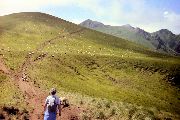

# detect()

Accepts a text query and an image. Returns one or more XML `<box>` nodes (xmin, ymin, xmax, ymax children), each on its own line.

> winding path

<box><xmin>0</xmin><ymin>29</ymin><xmax>84</xmax><ymax>119</ymax></box>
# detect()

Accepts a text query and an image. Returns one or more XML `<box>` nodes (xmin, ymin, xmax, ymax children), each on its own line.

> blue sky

<box><xmin>1</xmin><ymin>0</ymin><xmax>180</xmax><ymax>34</ymax></box>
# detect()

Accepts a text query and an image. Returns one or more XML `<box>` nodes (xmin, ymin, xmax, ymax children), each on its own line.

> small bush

<box><xmin>81</xmin><ymin>113</ymin><xmax>90</xmax><ymax>120</ymax></box>
<box><xmin>128</xmin><ymin>108</ymin><xmax>137</xmax><ymax>119</ymax></box>
<box><xmin>80</xmin><ymin>100</ymin><xmax>83</xmax><ymax>105</ymax></box>
<box><xmin>96</xmin><ymin>103</ymin><xmax>102</xmax><ymax>109</ymax></box>
<box><xmin>131</xmin><ymin>110</ymin><xmax>155</xmax><ymax>120</ymax></box>
<box><xmin>105</xmin><ymin>101</ymin><xmax>111</xmax><ymax>108</ymax></box>
<box><xmin>95</xmin><ymin>111</ymin><xmax>106</xmax><ymax>119</ymax></box>
<box><xmin>110</xmin><ymin>108</ymin><xmax>116</xmax><ymax>116</ymax></box>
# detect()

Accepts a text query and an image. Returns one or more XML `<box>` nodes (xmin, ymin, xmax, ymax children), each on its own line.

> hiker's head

<box><xmin>50</xmin><ymin>88</ymin><xmax>56</xmax><ymax>95</ymax></box>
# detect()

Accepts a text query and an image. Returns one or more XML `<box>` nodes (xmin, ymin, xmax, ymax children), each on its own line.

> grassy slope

<box><xmin>0</xmin><ymin>12</ymin><xmax>180</xmax><ymax>119</ymax></box>
<box><xmin>0</xmin><ymin>73</ymin><xmax>25</xmax><ymax>109</ymax></box>
<box><xmin>84</xmin><ymin>25</ymin><xmax>155</xmax><ymax>49</ymax></box>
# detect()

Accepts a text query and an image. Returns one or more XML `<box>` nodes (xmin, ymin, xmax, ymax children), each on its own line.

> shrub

<box><xmin>81</xmin><ymin>112</ymin><xmax>90</xmax><ymax>120</ymax></box>
<box><xmin>96</xmin><ymin>102</ymin><xmax>102</xmax><ymax>109</ymax></box>
<box><xmin>105</xmin><ymin>101</ymin><xmax>111</xmax><ymax>108</ymax></box>
<box><xmin>97</xmin><ymin>111</ymin><xmax>106</xmax><ymax>119</ymax></box>
<box><xmin>110</xmin><ymin>108</ymin><xmax>116</xmax><ymax>116</ymax></box>
<box><xmin>131</xmin><ymin>110</ymin><xmax>155</xmax><ymax>120</ymax></box>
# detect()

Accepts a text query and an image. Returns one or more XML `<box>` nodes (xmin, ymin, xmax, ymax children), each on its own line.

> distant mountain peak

<box><xmin>121</xmin><ymin>24</ymin><xmax>134</xmax><ymax>29</ymax></box>
<box><xmin>84</xmin><ymin>19</ymin><xmax>93</xmax><ymax>22</ymax></box>
<box><xmin>159</xmin><ymin>29</ymin><xmax>171</xmax><ymax>32</ymax></box>
<box><xmin>158</xmin><ymin>29</ymin><xmax>174</xmax><ymax>35</ymax></box>
<box><xmin>80</xmin><ymin>19</ymin><xmax>105</xmax><ymax>28</ymax></box>
<box><xmin>152</xmin><ymin>29</ymin><xmax>175</xmax><ymax>40</ymax></box>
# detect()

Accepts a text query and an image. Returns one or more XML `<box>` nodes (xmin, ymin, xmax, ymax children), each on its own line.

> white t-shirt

<box><xmin>45</xmin><ymin>95</ymin><xmax>61</xmax><ymax>105</ymax></box>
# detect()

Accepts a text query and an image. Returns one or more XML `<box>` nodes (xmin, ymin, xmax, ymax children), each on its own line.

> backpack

<box><xmin>47</xmin><ymin>96</ymin><xmax>57</xmax><ymax>112</ymax></box>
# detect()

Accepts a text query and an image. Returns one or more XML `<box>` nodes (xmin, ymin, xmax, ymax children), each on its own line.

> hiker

<box><xmin>44</xmin><ymin>88</ymin><xmax>61</xmax><ymax>120</ymax></box>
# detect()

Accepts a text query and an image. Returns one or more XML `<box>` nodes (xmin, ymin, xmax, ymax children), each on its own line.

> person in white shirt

<box><xmin>44</xmin><ymin>88</ymin><xmax>61</xmax><ymax>120</ymax></box>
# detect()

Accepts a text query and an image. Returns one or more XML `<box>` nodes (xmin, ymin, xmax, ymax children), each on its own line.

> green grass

<box><xmin>28</xmin><ymin>54</ymin><xmax>180</xmax><ymax>114</ymax></box>
<box><xmin>0</xmin><ymin>12</ymin><xmax>180</xmax><ymax>119</ymax></box>
<box><xmin>0</xmin><ymin>73</ymin><xmax>25</xmax><ymax>109</ymax></box>
<box><xmin>56</xmin><ymin>90</ymin><xmax>179</xmax><ymax>119</ymax></box>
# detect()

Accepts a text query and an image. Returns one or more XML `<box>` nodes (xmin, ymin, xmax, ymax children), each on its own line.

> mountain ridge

<box><xmin>80</xmin><ymin>19</ymin><xmax>180</xmax><ymax>55</ymax></box>
<box><xmin>80</xmin><ymin>19</ymin><xmax>179</xmax><ymax>35</ymax></box>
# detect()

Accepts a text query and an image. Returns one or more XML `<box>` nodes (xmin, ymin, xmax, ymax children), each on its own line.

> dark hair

<box><xmin>50</xmin><ymin>88</ymin><xmax>56</xmax><ymax>95</ymax></box>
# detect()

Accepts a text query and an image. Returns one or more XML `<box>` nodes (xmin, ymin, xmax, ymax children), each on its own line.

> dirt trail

<box><xmin>0</xmin><ymin>56</ymin><xmax>11</xmax><ymax>75</ymax></box>
<box><xmin>0</xmin><ymin>53</ymin><xmax>47</xmax><ymax>119</ymax></box>
<box><xmin>0</xmin><ymin>29</ymin><xmax>84</xmax><ymax>120</ymax></box>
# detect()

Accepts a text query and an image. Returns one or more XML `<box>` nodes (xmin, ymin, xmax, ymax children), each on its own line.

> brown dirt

<box><xmin>0</xmin><ymin>106</ymin><xmax>29</xmax><ymax>120</ymax></box>
<box><xmin>0</xmin><ymin>29</ymin><xmax>84</xmax><ymax>120</ymax></box>
<box><xmin>0</xmin><ymin>56</ymin><xmax>11</xmax><ymax>75</ymax></box>
<box><xmin>0</xmin><ymin>55</ymin><xmax>47</xmax><ymax>119</ymax></box>
<box><xmin>60</xmin><ymin>106</ymin><xmax>82</xmax><ymax>120</ymax></box>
